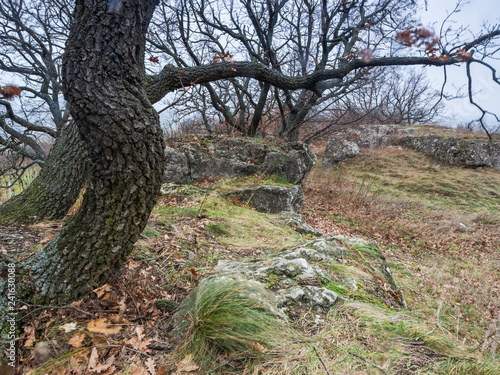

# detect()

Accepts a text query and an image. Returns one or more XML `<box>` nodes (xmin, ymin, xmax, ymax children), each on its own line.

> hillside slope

<box><xmin>10</xmin><ymin>148</ymin><xmax>499</xmax><ymax>374</ymax></box>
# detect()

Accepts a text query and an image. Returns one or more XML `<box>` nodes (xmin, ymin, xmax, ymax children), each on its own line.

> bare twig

<box><xmin>18</xmin><ymin>300</ymin><xmax>96</xmax><ymax>318</ymax></box>
<box><xmin>425</xmin><ymin>300</ymin><xmax>450</xmax><ymax>337</ymax></box>
<box><xmin>349</xmin><ymin>351</ymin><xmax>389</xmax><ymax>375</ymax></box>
<box><xmin>313</xmin><ymin>345</ymin><xmax>332</xmax><ymax>375</ymax></box>
<box><xmin>106</xmin><ymin>344</ymin><xmax>156</xmax><ymax>360</ymax></box>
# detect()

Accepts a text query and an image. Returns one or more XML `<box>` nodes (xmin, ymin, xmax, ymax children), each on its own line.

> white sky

<box><xmin>418</xmin><ymin>0</ymin><xmax>500</xmax><ymax>129</ymax></box>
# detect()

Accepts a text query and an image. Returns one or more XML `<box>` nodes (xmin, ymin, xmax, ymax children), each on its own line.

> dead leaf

<box><xmin>110</xmin><ymin>315</ymin><xmax>129</xmax><ymax>325</ymax></box>
<box><xmin>175</xmin><ymin>354</ymin><xmax>200</xmax><ymax>373</ymax></box>
<box><xmin>87</xmin><ymin>347</ymin><xmax>99</xmax><ymax>370</ymax></box>
<box><xmin>145</xmin><ymin>358</ymin><xmax>156</xmax><ymax>375</ymax></box>
<box><xmin>128</xmin><ymin>365</ymin><xmax>149</xmax><ymax>375</ymax></box>
<box><xmin>118</xmin><ymin>293</ymin><xmax>127</xmax><ymax>314</ymax></box>
<box><xmin>68</xmin><ymin>333</ymin><xmax>86</xmax><ymax>348</ymax></box>
<box><xmin>172</xmin><ymin>252</ymin><xmax>185</xmax><ymax>263</ymax></box>
<box><xmin>126</xmin><ymin>335</ymin><xmax>151</xmax><ymax>352</ymax></box>
<box><xmin>91</xmin><ymin>363</ymin><xmax>114</xmax><ymax>374</ymax></box>
<box><xmin>91</xmin><ymin>356</ymin><xmax>116</xmax><ymax>375</ymax></box>
<box><xmin>126</xmin><ymin>260</ymin><xmax>142</xmax><ymax>269</ymax></box>
<box><xmin>136</xmin><ymin>325</ymin><xmax>145</xmax><ymax>341</ymax></box>
<box><xmin>87</xmin><ymin>318</ymin><xmax>122</xmax><ymax>335</ymax></box>
<box><xmin>93</xmin><ymin>283</ymin><xmax>113</xmax><ymax>299</ymax></box>
<box><xmin>189</xmin><ymin>268</ymin><xmax>198</xmax><ymax>278</ymax></box>
<box><xmin>24</xmin><ymin>325</ymin><xmax>36</xmax><ymax>347</ymax></box>
<box><xmin>251</xmin><ymin>342</ymin><xmax>268</xmax><ymax>353</ymax></box>
<box><xmin>60</xmin><ymin>322</ymin><xmax>78</xmax><ymax>333</ymax></box>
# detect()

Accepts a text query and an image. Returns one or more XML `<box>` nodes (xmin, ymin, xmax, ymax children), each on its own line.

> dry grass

<box><xmin>302</xmin><ymin>148</ymin><xmax>500</xmax><ymax>359</ymax></box>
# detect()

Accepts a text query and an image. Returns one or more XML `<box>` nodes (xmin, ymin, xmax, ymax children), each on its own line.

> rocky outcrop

<box><xmin>324</xmin><ymin>125</ymin><xmax>500</xmax><ymax>170</ymax></box>
<box><xmin>172</xmin><ymin>235</ymin><xmax>406</xmax><ymax>337</ymax></box>
<box><xmin>400</xmin><ymin>135</ymin><xmax>500</xmax><ymax>169</ymax></box>
<box><xmin>330</xmin><ymin>125</ymin><xmax>392</xmax><ymax>149</ymax></box>
<box><xmin>224</xmin><ymin>185</ymin><xmax>304</xmax><ymax>214</ymax></box>
<box><xmin>164</xmin><ymin>136</ymin><xmax>316</xmax><ymax>184</ymax></box>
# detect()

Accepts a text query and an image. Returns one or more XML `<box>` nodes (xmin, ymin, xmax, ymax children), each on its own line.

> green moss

<box><xmin>321</xmin><ymin>279</ymin><xmax>350</xmax><ymax>297</ymax></box>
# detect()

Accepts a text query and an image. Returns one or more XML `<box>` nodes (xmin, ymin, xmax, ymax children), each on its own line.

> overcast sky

<box><xmin>418</xmin><ymin>0</ymin><xmax>500</xmax><ymax>130</ymax></box>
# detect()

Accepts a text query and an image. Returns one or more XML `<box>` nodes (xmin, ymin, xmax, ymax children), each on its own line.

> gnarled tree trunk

<box><xmin>29</xmin><ymin>0</ymin><xmax>164</xmax><ymax>304</ymax></box>
<box><xmin>0</xmin><ymin>123</ymin><xmax>89</xmax><ymax>224</ymax></box>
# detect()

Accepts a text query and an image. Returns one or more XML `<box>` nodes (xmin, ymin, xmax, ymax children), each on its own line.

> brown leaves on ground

<box><xmin>16</xmin><ymin>243</ymin><xmax>176</xmax><ymax>374</ymax></box>
<box><xmin>126</xmin><ymin>326</ymin><xmax>152</xmax><ymax>352</ymax></box>
<box><xmin>39</xmin><ymin>232</ymin><xmax>56</xmax><ymax>244</ymax></box>
<box><xmin>23</xmin><ymin>325</ymin><xmax>36</xmax><ymax>347</ymax></box>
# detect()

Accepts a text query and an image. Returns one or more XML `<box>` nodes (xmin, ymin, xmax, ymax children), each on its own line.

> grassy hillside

<box><xmin>303</xmin><ymin>148</ymin><xmax>500</xmax><ymax>372</ymax></box>
<box><xmin>9</xmin><ymin>147</ymin><xmax>500</xmax><ymax>374</ymax></box>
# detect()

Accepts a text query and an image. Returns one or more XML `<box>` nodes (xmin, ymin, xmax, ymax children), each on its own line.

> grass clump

<box><xmin>178</xmin><ymin>279</ymin><xmax>291</xmax><ymax>370</ymax></box>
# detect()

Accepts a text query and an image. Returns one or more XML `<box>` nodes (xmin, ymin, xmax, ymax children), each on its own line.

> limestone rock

<box><xmin>224</xmin><ymin>185</ymin><xmax>304</xmax><ymax>213</ymax></box>
<box><xmin>277</xmin><ymin>286</ymin><xmax>343</xmax><ymax>310</ymax></box>
<box><xmin>174</xmin><ymin>235</ymin><xmax>407</xmax><ymax>328</ymax></box>
<box><xmin>400</xmin><ymin>135</ymin><xmax>500</xmax><ymax>170</ymax></box>
<box><xmin>164</xmin><ymin>146</ymin><xmax>190</xmax><ymax>184</ymax></box>
<box><xmin>163</xmin><ymin>136</ymin><xmax>316</xmax><ymax>184</ymax></box>
<box><xmin>323</xmin><ymin>139</ymin><xmax>360</xmax><ymax>167</ymax></box>
<box><xmin>262</xmin><ymin>142</ymin><xmax>317</xmax><ymax>184</ymax></box>
<box><xmin>215</xmin><ymin>257</ymin><xmax>321</xmax><ymax>285</ymax></box>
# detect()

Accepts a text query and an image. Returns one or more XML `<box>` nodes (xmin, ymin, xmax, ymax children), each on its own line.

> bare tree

<box><xmin>347</xmin><ymin>67</ymin><xmax>443</xmax><ymax>125</ymax></box>
<box><xmin>0</xmin><ymin>0</ymin><xmax>94</xmax><ymax>224</ymax></box>
<box><xmin>0</xmin><ymin>0</ymin><xmax>72</xmax><ymax>168</ymax></box>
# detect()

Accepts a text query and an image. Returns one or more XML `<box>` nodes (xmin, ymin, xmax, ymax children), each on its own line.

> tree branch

<box><xmin>146</xmin><ymin>56</ymin><xmax>472</xmax><ymax>104</ymax></box>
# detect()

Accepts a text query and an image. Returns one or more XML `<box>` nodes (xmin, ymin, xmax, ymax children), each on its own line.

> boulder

<box><xmin>164</xmin><ymin>136</ymin><xmax>316</xmax><ymax>184</ymax></box>
<box><xmin>262</xmin><ymin>142</ymin><xmax>317</xmax><ymax>184</ymax></box>
<box><xmin>224</xmin><ymin>185</ymin><xmax>304</xmax><ymax>214</ymax></box>
<box><xmin>276</xmin><ymin>286</ymin><xmax>341</xmax><ymax>310</ymax></box>
<box><xmin>323</xmin><ymin>139</ymin><xmax>360</xmax><ymax>167</ymax></box>
<box><xmin>163</xmin><ymin>146</ymin><xmax>190</xmax><ymax>184</ymax></box>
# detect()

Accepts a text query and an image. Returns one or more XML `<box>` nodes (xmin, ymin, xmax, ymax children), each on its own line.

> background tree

<box><xmin>0</xmin><ymin>0</ymin><xmax>72</xmax><ymax>173</ymax></box>
<box><xmin>298</xmin><ymin>67</ymin><xmax>443</xmax><ymax>142</ymax></box>
<box><xmin>0</xmin><ymin>0</ymin><xmax>92</xmax><ymax>224</ymax></box>
<box><xmin>152</xmin><ymin>0</ymin><xmax>421</xmax><ymax>139</ymax></box>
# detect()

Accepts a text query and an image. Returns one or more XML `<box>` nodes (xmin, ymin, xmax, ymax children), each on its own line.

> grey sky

<box><xmin>419</xmin><ymin>0</ymin><xmax>500</xmax><ymax>129</ymax></box>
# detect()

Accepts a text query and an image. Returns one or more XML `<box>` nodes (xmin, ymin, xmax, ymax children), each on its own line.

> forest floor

<box><xmin>3</xmin><ymin>147</ymin><xmax>500</xmax><ymax>374</ymax></box>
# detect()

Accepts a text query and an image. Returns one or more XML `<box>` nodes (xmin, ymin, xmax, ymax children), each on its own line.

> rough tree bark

<box><xmin>28</xmin><ymin>0</ymin><xmax>164</xmax><ymax>304</ymax></box>
<box><xmin>0</xmin><ymin>123</ymin><xmax>89</xmax><ymax>224</ymax></box>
